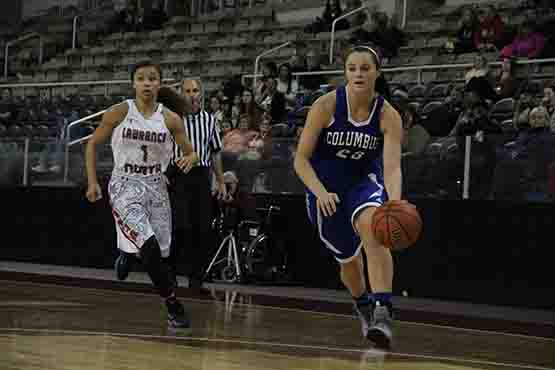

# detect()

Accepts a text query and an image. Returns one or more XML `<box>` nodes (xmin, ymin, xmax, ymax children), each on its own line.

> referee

<box><xmin>170</xmin><ymin>77</ymin><xmax>226</xmax><ymax>292</ymax></box>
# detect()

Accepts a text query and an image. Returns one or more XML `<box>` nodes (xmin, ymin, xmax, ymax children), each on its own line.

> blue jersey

<box><xmin>309</xmin><ymin>85</ymin><xmax>385</xmax><ymax>194</ymax></box>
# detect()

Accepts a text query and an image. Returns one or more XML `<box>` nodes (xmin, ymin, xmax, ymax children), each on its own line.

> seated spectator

<box><xmin>288</xmin><ymin>54</ymin><xmax>307</xmax><ymax>74</ymax></box>
<box><xmin>402</xmin><ymin>105</ymin><xmax>430</xmax><ymax>156</ymax></box>
<box><xmin>542</xmin><ymin>84</ymin><xmax>555</xmax><ymax>118</ymax></box>
<box><xmin>259</xmin><ymin>78</ymin><xmax>287</xmax><ymax>124</ymax></box>
<box><xmin>349</xmin><ymin>11</ymin><xmax>406</xmax><ymax>58</ymax></box>
<box><xmin>465</xmin><ymin>54</ymin><xmax>493</xmax><ymax>85</ymax></box>
<box><xmin>449</xmin><ymin>82</ymin><xmax>502</xmax><ymax>198</ymax></box>
<box><xmin>222</xmin><ymin>114</ymin><xmax>258</xmax><ymax>155</ymax></box>
<box><xmin>513</xmin><ymin>86</ymin><xmax>536</xmax><ymax>130</ymax></box>
<box><xmin>110</xmin><ymin>0</ymin><xmax>141</xmax><ymax>33</ymax></box>
<box><xmin>501</xmin><ymin>21</ymin><xmax>546</xmax><ymax>59</ymax></box>
<box><xmin>255</xmin><ymin>62</ymin><xmax>278</xmax><ymax>104</ymax></box>
<box><xmin>0</xmin><ymin>89</ymin><xmax>15</xmax><ymax>125</ymax></box>
<box><xmin>240</xmin><ymin>88</ymin><xmax>264</xmax><ymax>130</ymax></box>
<box><xmin>420</xmin><ymin>85</ymin><xmax>464</xmax><ymax>137</ymax></box>
<box><xmin>231</xmin><ymin>94</ymin><xmax>241</xmax><ymax>127</ymax></box>
<box><xmin>445</xmin><ymin>8</ymin><xmax>479</xmax><ymax>54</ymax></box>
<box><xmin>493</xmin><ymin>106</ymin><xmax>555</xmax><ymax>200</ymax></box>
<box><xmin>299</xmin><ymin>50</ymin><xmax>325</xmax><ymax>92</ymax></box>
<box><xmin>243</xmin><ymin>119</ymin><xmax>272</xmax><ymax>161</ymax></box>
<box><xmin>467</xmin><ymin>75</ymin><xmax>498</xmax><ymax>103</ymax></box>
<box><xmin>142</xmin><ymin>0</ymin><xmax>168</xmax><ymax>31</ymax></box>
<box><xmin>474</xmin><ymin>5</ymin><xmax>505</xmax><ymax>52</ymax></box>
<box><xmin>304</xmin><ymin>0</ymin><xmax>349</xmax><ymax>34</ymax></box>
<box><xmin>495</xmin><ymin>57</ymin><xmax>519</xmax><ymax>99</ymax></box>
<box><xmin>276</xmin><ymin>63</ymin><xmax>299</xmax><ymax>112</ymax></box>
<box><xmin>208</xmin><ymin>96</ymin><xmax>224</xmax><ymax>128</ymax></box>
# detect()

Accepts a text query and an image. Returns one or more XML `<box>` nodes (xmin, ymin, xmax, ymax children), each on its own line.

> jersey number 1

<box><xmin>140</xmin><ymin>145</ymin><xmax>148</xmax><ymax>162</ymax></box>
<box><xmin>337</xmin><ymin>149</ymin><xmax>365</xmax><ymax>160</ymax></box>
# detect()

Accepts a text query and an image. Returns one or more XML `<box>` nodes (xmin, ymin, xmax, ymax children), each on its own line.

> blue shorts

<box><xmin>306</xmin><ymin>174</ymin><xmax>387</xmax><ymax>263</ymax></box>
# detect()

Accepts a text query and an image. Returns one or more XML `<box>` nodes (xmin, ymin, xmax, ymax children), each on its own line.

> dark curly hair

<box><xmin>157</xmin><ymin>86</ymin><xmax>191</xmax><ymax>117</ymax></box>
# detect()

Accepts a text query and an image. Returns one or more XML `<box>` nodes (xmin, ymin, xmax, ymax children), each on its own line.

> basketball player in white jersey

<box><xmin>85</xmin><ymin>60</ymin><xmax>199</xmax><ymax>328</ymax></box>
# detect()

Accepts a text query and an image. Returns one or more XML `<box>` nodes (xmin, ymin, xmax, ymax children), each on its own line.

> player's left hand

<box><xmin>176</xmin><ymin>152</ymin><xmax>199</xmax><ymax>173</ymax></box>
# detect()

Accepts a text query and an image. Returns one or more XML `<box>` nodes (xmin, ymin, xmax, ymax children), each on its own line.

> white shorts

<box><xmin>108</xmin><ymin>173</ymin><xmax>171</xmax><ymax>257</ymax></box>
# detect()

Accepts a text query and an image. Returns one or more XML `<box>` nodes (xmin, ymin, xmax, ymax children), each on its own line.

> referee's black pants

<box><xmin>169</xmin><ymin>166</ymin><xmax>214</xmax><ymax>285</ymax></box>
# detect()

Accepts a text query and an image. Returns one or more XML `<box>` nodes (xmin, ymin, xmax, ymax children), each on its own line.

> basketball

<box><xmin>371</xmin><ymin>200</ymin><xmax>422</xmax><ymax>250</ymax></box>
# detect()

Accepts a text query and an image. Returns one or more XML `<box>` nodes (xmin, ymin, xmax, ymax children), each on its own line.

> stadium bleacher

<box><xmin>1</xmin><ymin>0</ymin><xmax>555</xmax><ymax>200</ymax></box>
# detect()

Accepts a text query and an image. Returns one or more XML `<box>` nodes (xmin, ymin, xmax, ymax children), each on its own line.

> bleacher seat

<box><xmin>428</xmin><ymin>84</ymin><xmax>450</xmax><ymax>100</ymax></box>
<box><xmin>408</xmin><ymin>85</ymin><xmax>427</xmax><ymax>100</ymax></box>
<box><xmin>421</xmin><ymin>101</ymin><xmax>443</xmax><ymax>118</ymax></box>
<box><xmin>7</xmin><ymin>125</ymin><xmax>23</xmax><ymax>138</ymax></box>
<box><xmin>489</xmin><ymin>98</ymin><xmax>515</xmax><ymax>122</ymax></box>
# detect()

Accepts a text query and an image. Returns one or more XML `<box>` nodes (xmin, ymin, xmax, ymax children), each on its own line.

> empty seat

<box><xmin>408</xmin><ymin>85</ymin><xmax>427</xmax><ymax>99</ymax></box>
<box><xmin>428</xmin><ymin>84</ymin><xmax>450</xmax><ymax>99</ymax></box>
<box><xmin>421</xmin><ymin>101</ymin><xmax>443</xmax><ymax>118</ymax></box>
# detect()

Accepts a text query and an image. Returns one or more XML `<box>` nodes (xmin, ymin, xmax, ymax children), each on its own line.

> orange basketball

<box><xmin>371</xmin><ymin>201</ymin><xmax>422</xmax><ymax>250</ymax></box>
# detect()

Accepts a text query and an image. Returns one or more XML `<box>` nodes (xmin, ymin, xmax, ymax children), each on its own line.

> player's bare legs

<box><xmin>355</xmin><ymin>207</ymin><xmax>393</xmax><ymax>295</ymax></box>
<box><xmin>355</xmin><ymin>206</ymin><xmax>394</xmax><ymax>349</ymax></box>
<box><xmin>340</xmin><ymin>254</ymin><xmax>366</xmax><ymax>297</ymax></box>
<box><xmin>340</xmin><ymin>253</ymin><xmax>375</xmax><ymax>339</ymax></box>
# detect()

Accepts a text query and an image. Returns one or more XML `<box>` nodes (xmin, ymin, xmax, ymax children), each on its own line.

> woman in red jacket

<box><xmin>474</xmin><ymin>5</ymin><xmax>505</xmax><ymax>52</ymax></box>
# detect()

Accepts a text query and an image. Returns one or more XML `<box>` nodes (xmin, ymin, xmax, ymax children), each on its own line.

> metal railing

<box><xmin>253</xmin><ymin>42</ymin><xmax>292</xmax><ymax>88</ymax></box>
<box><xmin>4</xmin><ymin>33</ymin><xmax>43</xmax><ymax>79</ymax></box>
<box><xmin>329</xmin><ymin>5</ymin><xmax>367</xmax><ymax>65</ymax></box>
<box><xmin>243</xmin><ymin>57</ymin><xmax>555</xmax><ymax>86</ymax></box>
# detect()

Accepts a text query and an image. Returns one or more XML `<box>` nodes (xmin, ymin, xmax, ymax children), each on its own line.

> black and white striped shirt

<box><xmin>173</xmin><ymin>110</ymin><xmax>222</xmax><ymax>167</ymax></box>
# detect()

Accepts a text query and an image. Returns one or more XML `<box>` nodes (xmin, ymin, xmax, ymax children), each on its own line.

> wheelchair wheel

<box><xmin>245</xmin><ymin>234</ymin><xmax>288</xmax><ymax>282</ymax></box>
<box><xmin>220</xmin><ymin>264</ymin><xmax>239</xmax><ymax>283</ymax></box>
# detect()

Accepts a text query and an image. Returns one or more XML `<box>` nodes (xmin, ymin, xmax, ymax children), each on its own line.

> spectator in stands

<box><xmin>259</xmin><ymin>78</ymin><xmax>287</xmax><ymax>124</ymax></box>
<box><xmin>243</xmin><ymin>119</ymin><xmax>272</xmax><ymax>161</ymax></box>
<box><xmin>209</xmin><ymin>96</ymin><xmax>224</xmax><ymax>128</ymax></box>
<box><xmin>276</xmin><ymin>63</ymin><xmax>299</xmax><ymax>112</ymax></box>
<box><xmin>542</xmin><ymin>84</ymin><xmax>555</xmax><ymax>118</ymax></box>
<box><xmin>421</xmin><ymin>85</ymin><xmax>464</xmax><ymax>137</ymax></box>
<box><xmin>493</xmin><ymin>106</ymin><xmax>555</xmax><ymax>200</ymax></box>
<box><xmin>222</xmin><ymin>114</ymin><xmax>258</xmax><ymax>155</ymax></box>
<box><xmin>513</xmin><ymin>86</ymin><xmax>536</xmax><ymax>130</ymax></box>
<box><xmin>450</xmin><ymin>80</ymin><xmax>502</xmax><ymax>198</ymax></box>
<box><xmin>402</xmin><ymin>104</ymin><xmax>430</xmax><ymax>156</ymax></box>
<box><xmin>495</xmin><ymin>57</ymin><xmax>519</xmax><ymax>99</ymax></box>
<box><xmin>304</xmin><ymin>0</ymin><xmax>350</xmax><ymax>34</ymax></box>
<box><xmin>447</xmin><ymin>7</ymin><xmax>479</xmax><ymax>54</ymax></box>
<box><xmin>110</xmin><ymin>0</ymin><xmax>141</xmax><ymax>33</ymax></box>
<box><xmin>501</xmin><ymin>21</ymin><xmax>546</xmax><ymax>59</ymax></box>
<box><xmin>465</xmin><ymin>54</ymin><xmax>493</xmax><ymax>85</ymax></box>
<box><xmin>474</xmin><ymin>5</ymin><xmax>505</xmax><ymax>52</ymax></box>
<box><xmin>255</xmin><ymin>62</ymin><xmax>277</xmax><ymax>104</ymax></box>
<box><xmin>231</xmin><ymin>94</ymin><xmax>241</xmax><ymax>127</ymax></box>
<box><xmin>0</xmin><ymin>89</ymin><xmax>15</xmax><ymax>125</ymax></box>
<box><xmin>240</xmin><ymin>88</ymin><xmax>264</xmax><ymax>129</ymax></box>
<box><xmin>299</xmin><ymin>50</ymin><xmax>325</xmax><ymax>92</ymax></box>
<box><xmin>142</xmin><ymin>0</ymin><xmax>168</xmax><ymax>31</ymax></box>
<box><xmin>289</xmin><ymin>54</ymin><xmax>307</xmax><ymax>74</ymax></box>
<box><xmin>349</xmin><ymin>11</ymin><xmax>406</xmax><ymax>58</ymax></box>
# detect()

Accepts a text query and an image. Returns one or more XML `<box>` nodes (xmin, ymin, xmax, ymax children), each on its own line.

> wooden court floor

<box><xmin>1</xmin><ymin>279</ymin><xmax>554</xmax><ymax>370</ymax></box>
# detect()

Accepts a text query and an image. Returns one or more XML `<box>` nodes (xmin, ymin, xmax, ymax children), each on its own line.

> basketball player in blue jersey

<box><xmin>294</xmin><ymin>46</ymin><xmax>403</xmax><ymax>349</ymax></box>
<box><xmin>85</xmin><ymin>60</ymin><xmax>199</xmax><ymax>328</ymax></box>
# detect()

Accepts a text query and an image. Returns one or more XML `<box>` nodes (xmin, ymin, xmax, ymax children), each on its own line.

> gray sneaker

<box><xmin>366</xmin><ymin>304</ymin><xmax>393</xmax><ymax>349</ymax></box>
<box><xmin>354</xmin><ymin>303</ymin><xmax>374</xmax><ymax>338</ymax></box>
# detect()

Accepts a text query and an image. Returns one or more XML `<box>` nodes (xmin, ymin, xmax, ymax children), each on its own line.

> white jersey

<box><xmin>111</xmin><ymin>100</ymin><xmax>173</xmax><ymax>177</ymax></box>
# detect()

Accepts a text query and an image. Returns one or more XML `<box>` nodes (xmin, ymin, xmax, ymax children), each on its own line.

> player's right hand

<box><xmin>86</xmin><ymin>183</ymin><xmax>102</xmax><ymax>203</ymax></box>
<box><xmin>317</xmin><ymin>192</ymin><xmax>340</xmax><ymax>217</ymax></box>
